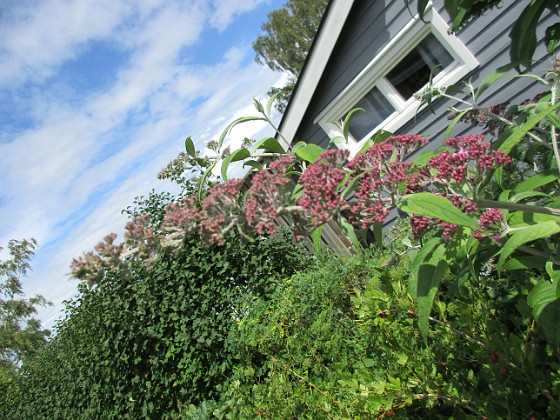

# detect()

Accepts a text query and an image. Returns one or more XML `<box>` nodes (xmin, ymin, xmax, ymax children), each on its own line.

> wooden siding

<box><xmin>294</xmin><ymin>0</ymin><xmax>556</xmax><ymax>150</ymax></box>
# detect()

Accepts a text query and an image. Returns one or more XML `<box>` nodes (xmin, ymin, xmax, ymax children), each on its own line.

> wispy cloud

<box><xmin>0</xmin><ymin>0</ymin><xmax>285</xmax><ymax>328</ymax></box>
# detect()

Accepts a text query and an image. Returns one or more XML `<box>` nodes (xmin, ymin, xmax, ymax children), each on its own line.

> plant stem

<box><xmin>550</xmin><ymin>77</ymin><xmax>560</xmax><ymax>174</ymax></box>
<box><xmin>440</xmin><ymin>93</ymin><xmax>550</xmax><ymax>147</ymax></box>
<box><xmin>477</xmin><ymin>199</ymin><xmax>560</xmax><ymax>217</ymax></box>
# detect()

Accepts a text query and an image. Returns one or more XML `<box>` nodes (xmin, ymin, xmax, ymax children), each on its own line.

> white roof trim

<box><xmin>277</xmin><ymin>0</ymin><xmax>355</xmax><ymax>149</ymax></box>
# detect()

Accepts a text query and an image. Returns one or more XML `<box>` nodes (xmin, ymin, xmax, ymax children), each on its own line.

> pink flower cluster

<box><xmin>245</xmin><ymin>156</ymin><xmax>294</xmax><ymax>235</ymax></box>
<box><xmin>410</xmin><ymin>135</ymin><xmax>510</xmax><ymax>240</ymax></box>
<box><xmin>162</xmin><ymin>196</ymin><xmax>200</xmax><ymax>233</ymax></box>
<box><xmin>70</xmin><ymin>233</ymin><xmax>125</xmax><ymax>285</ymax></box>
<box><xmin>198</xmin><ymin>179</ymin><xmax>244</xmax><ymax>245</ymax></box>
<box><xmin>297</xmin><ymin>150</ymin><xmax>349</xmax><ymax>227</ymax></box>
<box><xmin>69</xmin><ymin>130</ymin><xmax>513</xmax><ymax>285</ymax></box>
<box><xmin>346</xmin><ymin>135</ymin><xmax>428</xmax><ymax>228</ymax></box>
<box><xmin>124</xmin><ymin>215</ymin><xmax>161</xmax><ymax>267</ymax></box>
<box><xmin>428</xmin><ymin>134</ymin><xmax>511</xmax><ymax>184</ymax></box>
<box><xmin>473</xmin><ymin>208</ymin><xmax>504</xmax><ymax>242</ymax></box>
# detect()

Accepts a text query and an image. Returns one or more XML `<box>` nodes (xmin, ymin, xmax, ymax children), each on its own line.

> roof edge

<box><xmin>277</xmin><ymin>0</ymin><xmax>355</xmax><ymax>149</ymax></box>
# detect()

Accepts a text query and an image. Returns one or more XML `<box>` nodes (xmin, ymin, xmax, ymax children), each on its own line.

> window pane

<box><xmin>386</xmin><ymin>34</ymin><xmax>453</xmax><ymax>99</ymax></box>
<box><xmin>348</xmin><ymin>86</ymin><xmax>395</xmax><ymax>139</ymax></box>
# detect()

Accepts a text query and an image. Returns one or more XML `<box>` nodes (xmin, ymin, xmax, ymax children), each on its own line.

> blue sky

<box><xmin>0</xmin><ymin>0</ymin><xmax>288</xmax><ymax>328</ymax></box>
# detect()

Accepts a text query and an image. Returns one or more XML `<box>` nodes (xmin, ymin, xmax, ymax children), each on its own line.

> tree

<box><xmin>253</xmin><ymin>0</ymin><xmax>329</xmax><ymax>112</ymax></box>
<box><xmin>0</xmin><ymin>239</ymin><xmax>51</xmax><ymax>377</ymax></box>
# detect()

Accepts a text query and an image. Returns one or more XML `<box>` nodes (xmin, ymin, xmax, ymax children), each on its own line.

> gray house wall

<box><xmin>294</xmin><ymin>0</ymin><xmax>557</xmax><ymax>150</ymax></box>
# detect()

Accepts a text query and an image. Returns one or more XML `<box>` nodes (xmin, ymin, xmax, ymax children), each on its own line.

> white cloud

<box><xmin>209</xmin><ymin>0</ymin><xmax>270</xmax><ymax>29</ymax></box>
<box><xmin>0</xmin><ymin>0</ymin><xmax>286</xmax><ymax>330</ymax></box>
<box><xmin>0</xmin><ymin>0</ymin><xmax>137</xmax><ymax>88</ymax></box>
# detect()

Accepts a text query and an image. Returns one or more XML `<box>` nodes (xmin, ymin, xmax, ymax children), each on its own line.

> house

<box><xmin>277</xmin><ymin>0</ymin><xmax>556</xmax><ymax>155</ymax></box>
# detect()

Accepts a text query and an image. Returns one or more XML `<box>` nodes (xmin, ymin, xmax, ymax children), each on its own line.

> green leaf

<box><xmin>527</xmin><ymin>277</ymin><xmax>560</xmax><ymax>345</ymax></box>
<box><xmin>494</xmin><ymin>166</ymin><xmax>504</xmax><ymax>189</ymax></box>
<box><xmin>409</xmin><ymin>242</ymin><xmax>449</xmax><ymax>341</ymax></box>
<box><xmin>498</xmin><ymin>102</ymin><xmax>560</xmax><ymax>154</ymax></box>
<box><xmin>546</xmin><ymin>22</ymin><xmax>560</xmax><ymax>54</ymax></box>
<box><xmin>221</xmin><ymin>148</ymin><xmax>251</xmax><ymax>181</ymax></box>
<box><xmin>504</xmin><ymin>255</ymin><xmax>550</xmax><ymax>271</ymax></box>
<box><xmin>507</xmin><ymin>211</ymin><xmax>560</xmax><ymax>228</ymax></box>
<box><xmin>410</xmin><ymin>147</ymin><xmax>444</xmax><ymax>168</ymax></box>
<box><xmin>252</xmin><ymin>98</ymin><xmax>264</xmax><ymax>114</ymax></box>
<box><xmin>291</xmin><ymin>184</ymin><xmax>304</xmax><ymax>201</ymax></box>
<box><xmin>342</xmin><ymin>108</ymin><xmax>364</xmax><ymax>141</ymax></box>
<box><xmin>498</xmin><ymin>221</ymin><xmax>560</xmax><ymax>269</ymax></box>
<box><xmin>185</xmin><ymin>136</ymin><xmax>196</xmax><ymax>157</ymax></box>
<box><xmin>293</xmin><ymin>142</ymin><xmax>325</xmax><ymax>163</ymax></box>
<box><xmin>311</xmin><ymin>226</ymin><xmax>323</xmax><ymax>254</ymax></box>
<box><xmin>362</xmin><ymin>358</ymin><xmax>375</xmax><ymax>368</ymax></box>
<box><xmin>339</xmin><ymin>215</ymin><xmax>362</xmax><ymax>253</ymax></box>
<box><xmin>217</xmin><ymin>116</ymin><xmax>267</xmax><ymax>151</ymax></box>
<box><xmin>266</xmin><ymin>91</ymin><xmax>282</xmax><ymax>117</ymax></box>
<box><xmin>341</xmin><ymin>175</ymin><xmax>361</xmax><ymax>200</ymax></box>
<box><xmin>409</xmin><ymin>237</ymin><xmax>440</xmax><ymax>299</ymax></box>
<box><xmin>444</xmin><ymin>109</ymin><xmax>470</xmax><ymax>140</ymax></box>
<box><xmin>373</xmin><ymin>221</ymin><xmax>383</xmax><ymax>249</ymax></box>
<box><xmin>475</xmin><ymin>63</ymin><xmax>516</xmax><ymax>100</ymax></box>
<box><xmin>198</xmin><ymin>161</ymin><xmax>217</xmax><ymax>202</ymax></box>
<box><xmin>243</xmin><ymin>160</ymin><xmax>263</xmax><ymax>171</ymax></box>
<box><xmin>251</xmin><ymin>137</ymin><xmax>286</xmax><ymax>154</ymax></box>
<box><xmin>329</xmin><ymin>136</ymin><xmax>347</xmax><ymax>147</ymax></box>
<box><xmin>509</xmin><ymin>191</ymin><xmax>550</xmax><ymax>203</ymax></box>
<box><xmin>398</xmin><ymin>193</ymin><xmax>480</xmax><ymax>230</ymax></box>
<box><xmin>546</xmin><ymin>111</ymin><xmax>560</xmax><ymax>129</ymax></box>
<box><xmin>509</xmin><ymin>0</ymin><xmax>547</xmax><ymax>67</ymax></box>
<box><xmin>514</xmin><ymin>172</ymin><xmax>559</xmax><ymax>193</ymax></box>
<box><xmin>506</xmin><ymin>73</ymin><xmax>548</xmax><ymax>86</ymax></box>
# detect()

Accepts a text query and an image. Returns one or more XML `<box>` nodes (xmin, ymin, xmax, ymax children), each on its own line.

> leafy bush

<box><xmin>3</xmin><ymin>230</ymin><xmax>308</xmax><ymax>419</ymax></box>
<box><xmin>205</xmin><ymin>241</ymin><xmax>560</xmax><ymax>418</ymax></box>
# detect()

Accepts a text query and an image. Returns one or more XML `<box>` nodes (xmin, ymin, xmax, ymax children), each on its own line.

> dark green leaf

<box><xmin>293</xmin><ymin>142</ymin><xmax>325</xmax><ymax>163</ymax></box>
<box><xmin>243</xmin><ymin>160</ymin><xmax>264</xmax><ymax>171</ymax></box>
<box><xmin>342</xmin><ymin>108</ymin><xmax>364</xmax><ymax>141</ymax></box>
<box><xmin>498</xmin><ymin>221</ymin><xmax>560</xmax><ymax>269</ymax></box>
<box><xmin>509</xmin><ymin>0</ymin><xmax>547</xmax><ymax>67</ymax></box>
<box><xmin>311</xmin><ymin>226</ymin><xmax>323</xmax><ymax>254</ymax></box>
<box><xmin>475</xmin><ymin>63</ymin><xmax>516</xmax><ymax>100</ymax></box>
<box><xmin>185</xmin><ymin>136</ymin><xmax>196</xmax><ymax>157</ymax></box>
<box><xmin>498</xmin><ymin>102</ymin><xmax>560</xmax><ymax>154</ymax></box>
<box><xmin>399</xmin><ymin>193</ymin><xmax>480</xmax><ymax>230</ymax></box>
<box><xmin>546</xmin><ymin>22</ymin><xmax>560</xmax><ymax>54</ymax></box>
<box><xmin>217</xmin><ymin>116</ymin><xmax>267</xmax><ymax>151</ymax></box>
<box><xmin>528</xmin><ymin>277</ymin><xmax>560</xmax><ymax>345</ymax></box>
<box><xmin>251</xmin><ymin>137</ymin><xmax>286</xmax><ymax>154</ymax></box>
<box><xmin>221</xmin><ymin>148</ymin><xmax>251</xmax><ymax>181</ymax></box>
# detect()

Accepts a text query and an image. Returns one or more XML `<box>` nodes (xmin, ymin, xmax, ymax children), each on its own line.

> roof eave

<box><xmin>277</xmin><ymin>0</ymin><xmax>355</xmax><ymax>150</ymax></box>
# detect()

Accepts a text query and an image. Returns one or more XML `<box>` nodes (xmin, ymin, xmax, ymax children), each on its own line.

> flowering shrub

<box><xmin>70</xmin><ymin>64</ymin><xmax>560</xmax><ymax>356</ymax></box>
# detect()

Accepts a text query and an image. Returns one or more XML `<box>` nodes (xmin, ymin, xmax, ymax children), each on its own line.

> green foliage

<box><xmin>3</xmin><ymin>229</ymin><xmax>308</xmax><ymax>419</ymax></box>
<box><xmin>205</xmin><ymin>243</ymin><xmax>560</xmax><ymax>418</ymax></box>
<box><xmin>0</xmin><ymin>239</ymin><xmax>51</xmax><ymax>404</ymax></box>
<box><xmin>253</xmin><ymin>0</ymin><xmax>328</xmax><ymax>111</ymax></box>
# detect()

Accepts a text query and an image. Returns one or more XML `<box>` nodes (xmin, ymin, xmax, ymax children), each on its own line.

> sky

<box><xmin>0</xmin><ymin>0</ymin><xmax>288</xmax><ymax>329</ymax></box>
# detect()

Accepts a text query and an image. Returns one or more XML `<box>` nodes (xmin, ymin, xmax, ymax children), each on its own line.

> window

<box><xmin>316</xmin><ymin>5</ymin><xmax>478</xmax><ymax>155</ymax></box>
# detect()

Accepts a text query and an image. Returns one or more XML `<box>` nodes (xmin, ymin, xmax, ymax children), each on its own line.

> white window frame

<box><xmin>315</xmin><ymin>4</ymin><xmax>479</xmax><ymax>156</ymax></box>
